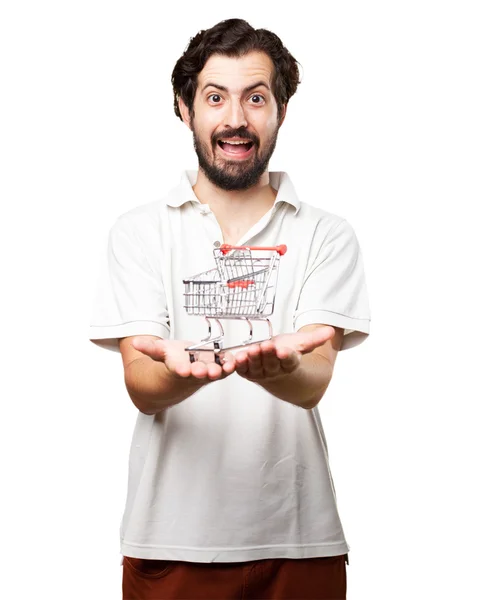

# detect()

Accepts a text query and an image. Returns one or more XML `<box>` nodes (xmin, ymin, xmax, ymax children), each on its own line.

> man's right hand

<box><xmin>131</xmin><ymin>337</ymin><xmax>236</xmax><ymax>382</ymax></box>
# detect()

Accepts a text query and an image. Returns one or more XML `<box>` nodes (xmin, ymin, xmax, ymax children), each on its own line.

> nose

<box><xmin>224</xmin><ymin>98</ymin><xmax>248</xmax><ymax>129</ymax></box>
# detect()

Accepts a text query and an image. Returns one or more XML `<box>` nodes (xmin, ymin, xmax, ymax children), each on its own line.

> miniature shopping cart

<box><xmin>183</xmin><ymin>242</ymin><xmax>287</xmax><ymax>365</ymax></box>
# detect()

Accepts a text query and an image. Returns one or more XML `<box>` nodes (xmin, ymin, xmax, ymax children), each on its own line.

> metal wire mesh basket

<box><xmin>183</xmin><ymin>243</ymin><xmax>287</xmax><ymax>364</ymax></box>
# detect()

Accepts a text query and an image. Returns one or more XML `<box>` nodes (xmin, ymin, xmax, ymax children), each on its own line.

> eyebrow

<box><xmin>201</xmin><ymin>81</ymin><xmax>271</xmax><ymax>94</ymax></box>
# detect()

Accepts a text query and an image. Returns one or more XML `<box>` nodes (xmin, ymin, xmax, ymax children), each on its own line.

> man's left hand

<box><xmin>233</xmin><ymin>326</ymin><xmax>335</xmax><ymax>382</ymax></box>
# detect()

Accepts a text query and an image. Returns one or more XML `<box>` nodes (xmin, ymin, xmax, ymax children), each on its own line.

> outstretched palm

<box><xmin>233</xmin><ymin>326</ymin><xmax>336</xmax><ymax>381</ymax></box>
<box><xmin>130</xmin><ymin>337</ymin><xmax>236</xmax><ymax>382</ymax></box>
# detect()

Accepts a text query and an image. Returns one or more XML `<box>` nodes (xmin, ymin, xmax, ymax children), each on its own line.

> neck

<box><xmin>192</xmin><ymin>168</ymin><xmax>277</xmax><ymax>228</ymax></box>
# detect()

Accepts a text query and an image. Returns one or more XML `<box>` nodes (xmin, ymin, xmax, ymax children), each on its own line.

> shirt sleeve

<box><xmin>88</xmin><ymin>214</ymin><xmax>170</xmax><ymax>353</ymax></box>
<box><xmin>292</xmin><ymin>218</ymin><xmax>371</xmax><ymax>351</ymax></box>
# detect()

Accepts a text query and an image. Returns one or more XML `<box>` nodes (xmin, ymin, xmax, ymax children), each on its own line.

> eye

<box><xmin>250</xmin><ymin>94</ymin><xmax>265</xmax><ymax>104</ymax></box>
<box><xmin>208</xmin><ymin>94</ymin><xmax>222</xmax><ymax>103</ymax></box>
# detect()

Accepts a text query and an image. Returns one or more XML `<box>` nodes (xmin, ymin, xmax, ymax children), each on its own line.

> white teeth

<box><xmin>220</xmin><ymin>140</ymin><xmax>251</xmax><ymax>145</ymax></box>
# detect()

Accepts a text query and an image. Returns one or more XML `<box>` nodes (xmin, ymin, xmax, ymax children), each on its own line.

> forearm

<box><xmin>125</xmin><ymin>357</ymin><xmax>207</xmax><ymax>415</ymax></box>
<box><xmin>255</xmin><ymin>353</ymin><xmax>333</xmax><ymax>409</ymax></box>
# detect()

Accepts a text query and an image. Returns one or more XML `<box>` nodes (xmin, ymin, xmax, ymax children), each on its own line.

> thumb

<box><xmin>131</xmin><ymin>337</ymin><xmax>167</xmax><ymax>362</ymax></box>
<box><xmin>297</xmin><ymin>326</ymin><xmax>335</xmax><ymax>354</ymax></box>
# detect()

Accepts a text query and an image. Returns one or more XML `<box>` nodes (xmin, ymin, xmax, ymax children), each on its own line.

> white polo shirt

<box><xmin>89</xmin><ymin>169</ymin><xmax>371</xmax><ymax>563</ymax></box>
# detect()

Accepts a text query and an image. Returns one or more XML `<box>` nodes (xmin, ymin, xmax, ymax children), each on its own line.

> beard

<box><xmin>191</xmin><ymin>119</ymin><xmax>280</xmax><ymax>191</ymax></box>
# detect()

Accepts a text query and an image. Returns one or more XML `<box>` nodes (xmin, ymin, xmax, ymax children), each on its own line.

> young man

<box><xmin>89</xmin><ymin>18</ymin><xmax>371</xmax><ymax>600</ymax></box>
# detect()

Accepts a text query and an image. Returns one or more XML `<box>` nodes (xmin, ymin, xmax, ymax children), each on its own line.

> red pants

<box><xmin>122</xmin><ymin>553</ymin><xmax>348</xmax><ymax>599</ymax></box>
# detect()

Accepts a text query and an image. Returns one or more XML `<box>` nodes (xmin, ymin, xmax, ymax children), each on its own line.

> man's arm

<box><xmin>234</xmin><ymin>324</ymin><xmax>344</xmax><ymax>410</ymax></box>
<box><xmin>119</xmin><ymin>335</ymin><xmax>235</xmax><ymax>415</ymax></box>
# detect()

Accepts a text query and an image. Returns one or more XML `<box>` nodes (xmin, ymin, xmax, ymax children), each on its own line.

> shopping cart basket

<box><xmin>183</xmin><ymin>242</ymin><xmax>287</xmax><ymax>364</ymax></box>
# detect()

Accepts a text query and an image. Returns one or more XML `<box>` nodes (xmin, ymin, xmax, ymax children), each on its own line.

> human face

<box><xmin>186</xmin><ymin>51</ymin><xmax>285</xmax><ymax>191</ymax></box>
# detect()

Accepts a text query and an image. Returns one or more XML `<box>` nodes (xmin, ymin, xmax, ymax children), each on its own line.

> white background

<box><xmin>1</xmin><ymin>1</ymin><xmax>478</xmax><ymax>598</ymax></box>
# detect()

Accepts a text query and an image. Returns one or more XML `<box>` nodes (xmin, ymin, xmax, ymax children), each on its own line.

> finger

<box><xmin>206</xmin><ymin>362</ymin><xmax>224</xmax><ymax>380</ymax></box>
<box><xmin>215</xmin><ymin>351</ymin><xmax>236</xmax><ymax>376</ymax></box>
<box><xmin>131</xmin><ymin>337</ymin><xmax>166</xmax><ymax>362</ymax></box>
<box><xmin>260</xmin><ymin>341</ymin><xmax>281</xmax><ymax>377</ymax></box>
<box><xmin>174</xmin><ymin>362</ymin><xmax>192</xmax><ymax>378</ymax></box>
<box><xmin>277</xmin><ymin>348</ymin><xmax>301</xmax><ymax>373</ymax></box>
<box><xmin>235</xmin><ymin>350</ymin><xmax>250</xmax><ymax>376</ymax></box>
<box><xmin>190</xmin><ymin>360</ymin><xmax>209</xmax><ymax>379</ymax></box>
<box><xmin>221</xmin><ymin>360</ymin><xmax>236</xmax><ymax>376</ymax></box>
<box><xmin>246</xmin><ymin>345</ymin><xmax>264</xmax><ymax>378</ymax></box>
<box><xmin>297</xmin><ymin>326</ymin><xmax>335</xmax><ymax>354</ymax></box>
<box><xmin>259</xmin><ymin>339</ymin><xmax>276</xmax><ymax>353</ymax></box>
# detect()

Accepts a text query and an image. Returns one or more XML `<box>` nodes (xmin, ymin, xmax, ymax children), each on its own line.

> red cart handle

<box><xmin>219</xmin><ymin>244</ymin><xmax>287</xmax><ymax>255</ymax></box>
<box><xmin>227</xmin><ymin>280</ymin><xmax>255</xmax><ymax>289</ymax></box>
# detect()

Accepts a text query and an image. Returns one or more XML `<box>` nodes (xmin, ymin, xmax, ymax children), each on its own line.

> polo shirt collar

<box><xmin>166</xmin><ymin>169</ymin><xmax>300</xmax><ymax>215</ymax></box>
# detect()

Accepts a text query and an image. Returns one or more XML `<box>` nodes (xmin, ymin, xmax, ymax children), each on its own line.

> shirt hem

<box><xmin>120</xmin><ymin>540</ymin><xmax>351</xmax><ymax>563</ymax></box>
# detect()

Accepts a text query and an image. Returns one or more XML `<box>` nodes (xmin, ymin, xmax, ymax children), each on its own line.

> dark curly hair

<box><xmin>171</xmin><ymin>18</ymin><xmax>302</xmax><ymax>122</ymax></box>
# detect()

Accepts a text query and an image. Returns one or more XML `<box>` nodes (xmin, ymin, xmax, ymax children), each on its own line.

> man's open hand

<box><xmin>233</xmin><ymin>326</ymin><xmax>335</xmax><ymax>382</ymax></box>
<box><xmin>130</xmin><ymin>337</ymin><xmax>236</xmax><ymax>382</ymax></box>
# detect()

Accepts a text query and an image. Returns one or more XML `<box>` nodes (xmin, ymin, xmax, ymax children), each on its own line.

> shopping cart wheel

<box><xmin>213</xmin><ymin>341</ymin><xmax>222</xmax><ymax>366</ymax></box>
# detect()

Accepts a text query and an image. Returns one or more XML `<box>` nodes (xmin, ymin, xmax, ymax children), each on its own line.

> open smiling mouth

<box><xmin>217</xmin><ymin>140</ymin><xmax>255</xmax><ymax>159</ymax></box>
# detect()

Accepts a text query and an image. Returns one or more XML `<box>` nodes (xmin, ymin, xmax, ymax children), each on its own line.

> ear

<box><xmin>278</xmin><ymin>103</ymin><xmax>288</xmax><ymax>127</ymax></box>
<box><xmin>178</xmin><ymin>96</ymin><xmax>193</xmax><ymax>131</ymax></box>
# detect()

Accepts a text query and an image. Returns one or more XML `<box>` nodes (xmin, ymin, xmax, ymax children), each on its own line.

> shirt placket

<box><xmin>197</xmin><ymin>203</ymin><xmax>223</xmax><ymax>247</ymax></box>
<box><xmin>197</xmin><ymin>202</ymin><xmax>279</xmax><ymax>248</ymax></box>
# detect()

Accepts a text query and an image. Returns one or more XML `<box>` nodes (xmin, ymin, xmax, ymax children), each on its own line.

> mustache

<box><xmin>213</xmin><ymin>132</ymin><xmax>257</xmax><ymax>144</ymax></box>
